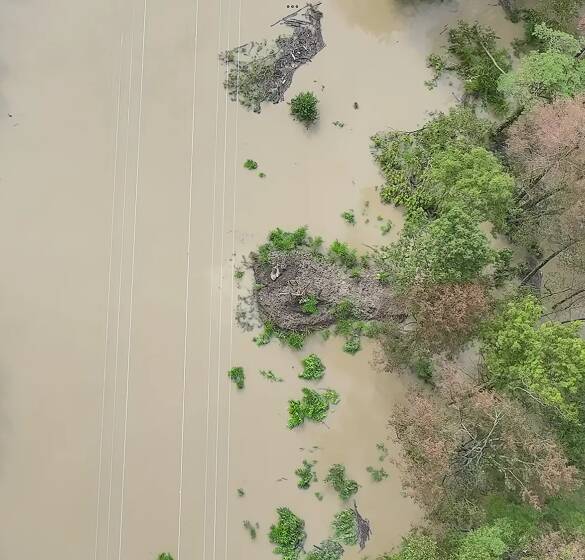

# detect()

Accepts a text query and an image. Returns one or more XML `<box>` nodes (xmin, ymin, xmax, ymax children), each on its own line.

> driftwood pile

<box><xmin>221</xmin><ymin>3</ymin><xmax>325</xmax><ymax>112</ymax></box>
<box><xmin>354</xmin><ymin>502</ymin><xmax>372</xmax><ymax>550</ymax></box>
<box><xmin>252</xmin><ymin>249</ymin><xmax>405</xmax><ymax>332</ymax></box>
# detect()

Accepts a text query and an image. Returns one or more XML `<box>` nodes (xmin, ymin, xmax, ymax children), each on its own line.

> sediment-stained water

<box><xmin>0</xmin><ymin>1</ymin><xmax>518</xmax><ymax>558</ymax></box>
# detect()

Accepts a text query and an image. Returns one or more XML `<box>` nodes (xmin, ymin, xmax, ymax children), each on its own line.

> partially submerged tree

<box><xmin>481</xmin><ymin>296</ymin><xmax>585</xmax><ymax>422</ymax></box>
<box><xmin>290</xmin><ymin>91</ymin><xmax>319</xmax><ymax>126</ymax></box>
<box><xmin>390</xmin><ymin>366</ymin><xmax>579</xmax><ymax>523</ymax></box>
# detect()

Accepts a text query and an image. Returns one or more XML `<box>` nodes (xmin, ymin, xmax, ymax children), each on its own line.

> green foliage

<box><xmin>493</xmin><ymin>248</ymin><xmax>515</xmax><ymax>287</ymax></box>
<box><xmin>380</xmin><ymin>219</ymin><xmax>393</xmax><ymax>235</ymax></box>
<box><xmin>372</xmin><ymin>107</ymin><xmax>491</xmax><ymax>214</ymax></box>
<box><xmin>255</xmin><ymin>321</ymin><xmax>276</xmax><ymax>346</ymax></box>
<box><xmin>254</xmin><ymin>320</ymin><xmax>306</xmax><ymax>350</ymax></box>
<box><xmin>383</xmin><ymin>534</ymin><xmax>439</xmax><ymax>560</ymax></box>
<box><xmin>543</xmin><ymin>489</ymin><xmax>585</xmax><ymax>534</ymax></box>
<box><xmin>455</xmin><ymin>521</ymin><xmax>513</xmax><ymax>560</ymax></box>
<box><xmin>332</xmin><ymin>299</ymin><xmax>356</xmax><ymax>321</ymax></box>
<box><xmin>243</xmin><ymin>520</ymin><xmax>258</xmax><ymax>540</ymax></box>
<box><xmin>428</xmin><ymin>21</ymin><xmax>512</xmax><ymax>113</ymax></box>
<box><xmin>157</xmin><ymin>554</ymin><xmax>175</xmax><ymax>560</ymax></box>
<box><xmin>299</xmin><ymin>354</ymin><xmax>326</xmax><ymax>380</ymax></box>
<box><xmin>227</xmin><ymin>366</ymin><xmax>245</xmax><ymax>389</ymax></box>
<box><xmin>380</xmin><ymin>206</ymin><xmax>494</xmax><ymax>290</ymax></box>
<box><xmin>237</xmin><ymin>487</ymin><xmax>245</xmax><ymax>497</ymax></box>
<box><xmin>376</xmin><ymin>441</ymin><xmax>389</xmax><ymax>461</ymax></box>
<box><xmin>481</xmin><ymin>295</ymin><xmax>585</xmax><ymax>422</ymax></box>
<box><xmin>331</xmin><ymin>509</ymin><xmax>358</xmax><ymax>546</ymax></box>
<box><xmin>342</xmin><ymin>337</ymin><xmax>361</xmax><ymax>355</ymax></box>
<box><xmin>295</xmin><ymin>459</ymin><xmax>317</xmax><ymax>489</ymax></box>
<box><xmin>300</xmin><ymin>294</ymin><xmax>319</xmax><ymax>315</ymax></box>
<box><xmin>328</xmin><ymin>240</ymin><xmax>358</xmax><ymax>269</ymax></box>
<box><xmin>411</xmin><ymin>355</ymin><xmax>433</xmax><ymax>382</ymax></box>
<box><xmin>260</xmin><ymin>369</ymin><xmax>283</xmax><ymax>382</ymax></box>
<box><xmin>325</xmin><ymin>464</ymin><xmax>359</xmax><ymax>501</ymax></box>
<box><xmin>259</xmin><ymin>172</ymin><xmax>266</xmax><ymax>178</ymax></box>
<box><xmin>290</xmin><ymin>91</ymin><xmax>319</xmax><ymax>125</ymax></box>
<box><xmin>366</xmin><ymin>465</ymin><xmax>388</xmax><ymax>482</ymax></box>
<box><xmin>422</xmin><ymin>146</ymin><xmax>515</xmax><ymax>230</ymax></box>
<box><xmin>234</xmin><ymin>268</ymin><xmax>244</xmax><ymax>280</ymax></box>
<box><xmin>268</xmin><ymin>507</ymin><xmax>306</xmax><ymax>560</ymax></box>
<box><xmin>499</xmin><ymin>24</ymin><xmax>585</xmax><ymax>107</ymax></box>
<box><xmin>244</xmin><ymin>159</ymin><xmax>258</xmax><ymax>170</ymax></box>
<box><xmin>315</xmin><ymin>491</ymin><xmax>324</xmax><ymax>501</ymax></box>
<box><xmin>305</xmin><ymin>539</ymin><xmax>344</xmax><ymax>560</ymax></box>
<box><xmin>288</xmin><ymin>388</ymin><xmax>339</xmax><ymax>428</ymax></box>
<box><xmin>341</xmin><ymin>210</ymin><xmax>356</xmax><ymax>225</ymax></box>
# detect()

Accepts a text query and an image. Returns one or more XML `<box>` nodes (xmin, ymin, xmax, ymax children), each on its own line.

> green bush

<box><xmin>328</xmin><ymin>240</ymin><xmax>359</xmax><ymax>269</ymax></box>
<box><xmin>244</xmin><ymin>159</ymin><xmax>258</xmax><ymax>170</ymax></box>
<box><xmin>325</xmin><ymin>464</ymin><xmax>359</xmax><ymax>501</ymax></box>
<box><xmin>300</xmin><ymin>294</ymin><xmax>319</xmax><ymax>315</ymax></box>
<box><xmin>299</xmin><ymin>354</ymin><xmax>326</xmax><ymax>380</ymax></box>
<box><xmin>268</xmin><ymin>507</ymin><xmax>306</xmax><ymax>560</ymax></box>
<box><xmin>305</xmin><ymin>539</ymin><xmax>344</xmax><ymax>560</ymax></box>
<box><xmin>288</xmin><ymin>388</ymin><xmax>339</xmax><ymax>428</ymax></box>
<box><xmin>227</xmin><ymin>366</ymin><xmax>245</xmax><ymax>389</ymax></box>
<box><xmin>295</xmin><ymin>459</ymin><xmax>317</xmax><ymax>489</ymax></box>
<box><xmin>331</xmin><ymin>509</ymin><xmax>358</xmax><ymax>546</ymax></box>
<box><xmin>290</xmin><ymin>91</ymin><xmax>319</xmax><ymax>125</ymax></box>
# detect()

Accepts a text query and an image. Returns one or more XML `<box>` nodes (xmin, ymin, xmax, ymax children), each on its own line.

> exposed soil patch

<box><xmin>252</xmin><ymin>249</ymin><xmax>405</xmax><ymax>331</ymax></box>
<box><xmin>221</xmin><ymin>3</ymin><xmax>325</xmax><ymax>112</ymax></box>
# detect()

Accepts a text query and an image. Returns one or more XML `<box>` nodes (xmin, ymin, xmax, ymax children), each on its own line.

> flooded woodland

<box><xmin>3</xmin><ymin>0</ymin><xmax>584</xmax><ymax>559</ymax></box>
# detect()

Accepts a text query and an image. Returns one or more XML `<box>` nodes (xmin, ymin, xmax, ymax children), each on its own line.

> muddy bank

<box><xmin>252</xmin><ymin>249</ymin><xmax>405</xmax><ymax>331</ymax></box>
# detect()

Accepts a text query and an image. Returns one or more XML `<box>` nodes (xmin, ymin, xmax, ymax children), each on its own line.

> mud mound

<box><xmin>221</xmin><ymin>3</ymin><xmax>325</xmax><ymax>112</ymax></box>
<box><xmin>252</xmin><ymin>250</ymin><xmax>405</xmax><ymax>331</ymax></box>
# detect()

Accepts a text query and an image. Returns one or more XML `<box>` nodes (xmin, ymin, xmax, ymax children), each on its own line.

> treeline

<box><xmin>374</xmin><ymin>2</ymin><xmax>585</xmax><ymax>559</ymax></box>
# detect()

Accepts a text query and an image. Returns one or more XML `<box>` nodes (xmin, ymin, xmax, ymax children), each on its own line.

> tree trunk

<box><xmin>521</xmin><ymin>242</ymin><xmax>577</xmax><ymax>285</ymax></box>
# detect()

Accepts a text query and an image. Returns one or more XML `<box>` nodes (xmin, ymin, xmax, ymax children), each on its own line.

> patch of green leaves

<box><xmin>366</xmin><ymin>466</ymin><xmax>388</xmax><ymax>482</ymax></box>
<box><xmin>228</xmin><ymin>366</ymin><xmax>245</xmax><ymax>389</ymax></box>
<box><xmin>243</xmin><ymin>520</ymin><xmax>259</xmax><ymax>540</ymax></box>
<box><xmin>290</xmin><ymin>91</ymin><xmax>319</xmax><ymax>126</ymax></box>
<box><xmin>260</xmin><ymin>369</ymin><xmax>284</xmax><ymax>382</ymax></box>
<box><xmin>305</xmin><ymin>539</ymin><xmax>344</xmax><ymax>560</ymax></box>
<box><xmin>295</xmin><ymin>459</ymin><xmax>317</xmax><ymax>489</ymax></box>
<box><xmin>268</xmin><ymin>507</ymin><xmax>306</xmax><ymax>560</ymax></box>
<box><xmin>244</xmin><ymin>159</ymin><xmax>258</xmax><ymax>170</ymax></box>
<box><xmin>325</xmin><ymin>464</ymin><xmax>359</xmax><ymax>501</ymax></box>
<box><xmin>288</xmin><ymin>388</ymin><xmax>340</xmax><ymax>429</ymax></box>
<box><xmin>331</xmin><ymin>509</ymin><xmax>358</xmax><ymax>546</ymax></box>
<box><xmin>300</xmin><ymin>294</ymin><xmax>319</xmax><ymax>315</ymax></box>
<box><xmin>341</xmin><ymin>210</ymin><xmax>356</xmax><ymax>225</ymax></box>
<box><xmin>299</xmin><ymin>354</ymin><xmax>326</xmax><ymax>380</ymax></box>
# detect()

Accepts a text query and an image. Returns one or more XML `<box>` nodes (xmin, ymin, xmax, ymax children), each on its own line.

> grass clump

<box><xmin>290</xmin><ymin>91</ymin><xmax>319</xmax><ymax>126</ymax></box>
<box><xmin>325</xmin><ymin>464</ymin><xmax>359</xmax><ymax>501</ymax></box>
<box><xmin>328</xmin><ymin>240</ymin><xmax>358</xmax><ymax>269</ymax></box>
<box><xmin>366</xmin><ymin>466</ymin><xmax>388</xmax><ymax>482</ymax></box>
<box><xmin>343</xmin><ymin>337</ymin><xmax>361</xmax><ymax>355</ymax></box>
<box><xmin>237</xmin><ymin>487</ymin><xmax>245</xmax><ymax>497</ymax></box>
<box><xmin>288</xmin><ymin>388</ymin><xmax>340</xmax><ymax>429</ymax></box>
<box><xmin>295</xmin><ymin>459</ymin><xmax>317</xmax><ymax>489</ymax></box>
<box><xmin>260</xmin><ymin>369</ymin><xmax>283</xmax><ymax>382</ymax></box>
<box><xmin>380</xmin><ymin>219</ymin><xmax>393</xmax><ymax>235</ymax></box>
<box><xmin>331</xmin><ymin>509</ymin><xmax>358</xmax><ymax>546</ymax></box>
<box><xmin>300</xmin><ymin>294</ymin><xmax>319</xmax><ymax>315</ymax></box>
<box><xmin>254</xmin><ymin>321</ymin><xmax>306</xmax><ymax>350</ymax></box>
<box><xmin>227</xmin><ymin>366</ymin><xmax>245</xmax><ymax>389</ymax></box>
<box><xmin>157</xmin><ymin>554</ymin><xmax>174</xmax><ymax>560</ymax></box>
<box><xmin>299</xmin><ymin>354</ymin><xmax>326</xmax><ymax>381</ymax></box>
<box><xmin>258</xmin><ymin>226</ymin><xmax>310</xmax><ymax>264</ymax></box>
<box><xmin>244</xmin><ymin>159</ymin><xmax>258</xmax><ymax>170</ymax></box>
<box><xmin>243</xmin><ymin>520</ymin><xmax>258</xmax><ymax>540</ymax></box>
<box><xmin>341</xmin><ymin>210</ymin><xmax>356</xmax><ymax>225</ymax></box>
<box><xmin>268</xmin><ymin>507</ymin><xmax>306</xmax><ymax>560</ymax></box>
<box><xmin>305</xmin><ymin>539</ymin><xmax>344</xmax><ymax>560</ymax></box>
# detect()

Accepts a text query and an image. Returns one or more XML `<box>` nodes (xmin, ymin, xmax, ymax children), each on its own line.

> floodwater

<box><xmin>0</xmin><ymin>0</ymin><xmax>518</xmax><ymax>559</ymax></box>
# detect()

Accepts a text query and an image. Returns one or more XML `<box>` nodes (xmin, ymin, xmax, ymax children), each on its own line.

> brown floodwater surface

<box><xmin>0</xmin><ymin>0</ymin><xmax>519</xmax><ymax>558</ymax></box>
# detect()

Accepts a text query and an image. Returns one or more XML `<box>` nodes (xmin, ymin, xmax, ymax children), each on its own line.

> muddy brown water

<box><xmin>0</xmin><ymin>0</ymin><xmax>519</xmax><ymax>558</ymax></box>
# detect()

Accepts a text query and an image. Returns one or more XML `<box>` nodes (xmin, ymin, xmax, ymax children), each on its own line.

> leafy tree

<box><xmin>403</xmin><ymin>282</ymin><xmax>490</xmax><ymax>353</ymax></box>
<box><xmin>422</xmin><ymin>146</ymin><xmax>515</xmax><ymax>229</ymax></box>
<box><xmin>456</xmin><ymin>522</ymin><xmax>512</xmax><ymax>560</ymax></box>
<box><xmin>379</xmin><ymin>206</ymin><xmax>494</xmax><ymax>290</ymax></box>
<box><xmin>268</xmin><ymin>507</ymin><xmax>306</xmax><ymax>560</ymax></box>
<box><xmin>325</xmin><ymin>464</ymin><xmax>359</xmax><ymax>501</ymax></box>
<box><xmin>499</xmin><ymin>24</ymin><xmax>585</xmax><ymax>107</ymax></box>
<box><xmin>390</xmin><ymin>365</ymin><xmax>578</xmax><ymax>521</ymax></box>
<box><xmin>481</xmin><ymin>296</ymin><xmax>585</xmax><ymax>422</ymax></box>
<box><xmin>382</xmin><ymin>533</ymin><xmax>439</xmax><ymax>560</ymax></box>
<box><xmin>290</xmin><ymin>91</ymin><xmax>319</xmax><ymax>125</ymax></box>
<box><xmin>372</xmin><ymin>107</ymin><xmax>491</xmax><ymax>212</ymax></box>
<box><xmin>427</xmin><ymin>21</ymin><xmax>512</xmax><ymax>113</ymax></box>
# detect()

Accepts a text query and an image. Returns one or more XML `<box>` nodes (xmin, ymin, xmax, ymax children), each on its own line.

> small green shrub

<box><xmin>325</xmin><ymin>464</ymin><xmax>359</xmax><ymax>501</ymax></box>
<box><xmin>328</xmin><ymin>240</ymin><xmax>358</xmax><ymax>269</ymax></box>
<box><xmin>254</xmin><ymin>321</ymin><xmax>275</xmax><ymax>346</ymax></box>
<box><xmin>380</xmin><ymin>220</ymin><xmax>393</xmax><ymax>235</ymax></box>
<box><xmin>299</xmin><ymin>354</ymin><xmax>326</xmax><ymax>380</ymax></box>
<box><xmin>290</xmin><ymin>91</ymin><xmax>319</xmax><ymax>125</ymax></box>
<box><xmin>332</xmin><ymin>299</ymin><xmax>356</xmax><ymax>321</ymax></box>
<box><xmin>376</xmin><ymin>442</ymin><xmax>389</xmax><ymax>461</ymax></box>
<box><xmin>295</xmin><ymin>460</ymin><xmax>317</xmax><ymax>489</ymax></box>
<box><xmin>243</xmin><ymin>520</ymin><xmax>258</xmax><ymax>540</ymax></box>
<box><xmin>300</xmin><ymin>294</ymin><xmax>319</xmax><ymax>315</ymax></box>
<box><xmin>341</xmin><ymin>210</ymin><xmax>356</xmax><ymax>225</ymax></box>
<box><xmin>244</xmin><ymin>159</ymin><xmax>258</xmax><ymax>170</ymax></box>
<box><xmin>268</xmin><ymin>507</ymin><xmax>306</xmax><ymax>560</ymax></box>
<box><xmin>234</xmin><ymin>268</ymin><xmax>244</xmax><ymax>280</ymax></box>
<box><xmin>228</xmin><ymin>366</ymin><xmax>245</xmax><ymax>389</ymax></box>
<box><xmin>157</xmin><ymin>554</ymin><xmax>174</xmax><ymax>560</ymax></box>
<box><xmin>343</xmin><ymin>337</ymin><xmax>361</xmax><ymax>355</ymax></box>
<box><xmin>260</xmin><ymin>369</ymin><xmax>283</xmax><ymax>382</ymax></box>
<box><xmin>366</xmin><ymin>466</ymin><xmax>388</xmax><ymax>482</ymax></box>
<box><xmin>237</xmin><ymin>487</ymin><xmax>245</xmax><ymax>497</ymax></box>
<box><xmin>278</xmin><ymin>330</ymin><xmax>306</xmax><ymax>350</ymax></box>
<box><xmin>331</xmin><ymin>509</ymin><xmax>358</xmax><ymax>546</ymax></box>
<box><xmin>288</xmin><ymin>388</ymin><xmax>340</xmax><ymax>429</ymax></box>
<box><xmin>411</xmin><ymin>356</ymin><xmax>433</xmax><ymax>383</ymax></box>
<box><xmin>305</xmin><ymin>539</ymin><xmax>344</xmax><ymax>560</ymax></box>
